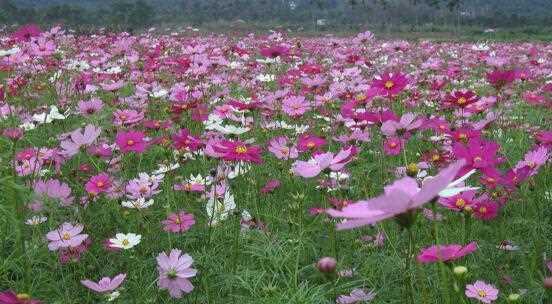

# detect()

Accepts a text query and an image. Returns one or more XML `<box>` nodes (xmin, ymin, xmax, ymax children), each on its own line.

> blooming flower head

<box><xmin>268</xmin><ymin>136</ymin><xmax>298</xmax><ymax>160</ymax></box>
<box><xmin>115</xmin><ymin>130</ymin><xmax>147</xmax><ymax>153</ymax></box>
<box><xmin>172</xmin><ymin>128</ymin><xmax>203</xmax><ymax>151</ymax></box>
<box><xmin>157</xmin><ymin>249</ymin><xmax>197</xmax><ymax>298</ymax></box>
<box><xmin>417</xmin><ymin>242</ymin><xmax>477</xmax><ymax>264</ymax></box>
<box><xmin>85</xmin><ymin>173</ymin><xmax>112</xmax><ymax>196</ymax></box>
<box><xmin>81</xmin><ymin>274</ymin><xmax>126</xmax><ymax>294</ymax></box>
<box><xmin>213</xmin><ymin>140</ymin><xmax>262</xmax><ymax>164</ymax></box>
<box><xmin>336</xmin><ymin>288</ymin><xmax>376</xmax><ymax>304</ymax></box>
<box><xmin>33</xmin><ymin>179</ymin><xmax>74</xmax><ymax>206</ymax></box>
<box><xmin>381</xmin><ymin>112</ymin><xmax>423</xmax><ymax>137</ymax></box>
<box><xmin>372</xmin><ymin>72</ymin><xmax>409</xmax><ymax>97</ymax></box>
<box><xmin>465</xmin><ymin>281</ymin><xmax>499</xmax><ymax>303</ymax></box>
<box><xmin>444</xmin><ymin>90</ymin><xmax>479</xmax><ymax>108</ymax></box>
<box><xmin>383</xmin><ymin>137</ymin><xmax>403</xmax><ymax>156</ymax></box>
<box><xmin>78</xmin><ymin>98</ymin><xmax>104</xmax><ymax>116</ymax></box>
<box><xmin>282</xmin><ymin>95</ymin><xmax>311</xmax><ymax>117</ymax></box>
<box><xmin>109</xmin><ymin>233</ymin><xmax>141</xmax><ymax>250</ymax></box>
<box><xmin>0</xmin><ymin>290</ymin><xmax>42</xmax><ymax>304</ymax></box>
<box><xmin>439</xmin><ymin>190</ymin><xmax>477</xmax><ymax>212</ymax></box>
<box><xmin>162</xmin><ymin>211</ymin><xmax>195</xmax><ymax>233</ymax></box>
<box><xmin>297</xmin><ymin>134</ymin><xmax>326</xmax><ymax>152</ymax></box>
<box><xmin>327</xmin><ymin>160</ymin><xmax>465</xmax><ymax>230</ymax></box>
<box><xmin>46</xmin><ymin>222</ymin><xmax>88</xmax><ymax>251</ymax></box>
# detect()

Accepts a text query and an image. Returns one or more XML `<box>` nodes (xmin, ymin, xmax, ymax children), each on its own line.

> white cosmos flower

<box><xmin>19</xmin><ymin>121</ymin><xmax>36</xmax><ymax>130</ymax></box>
<box><xmin>256</xmin><ymin>74</ymin><xmax>275</xmax><ymax>82</ymax></box>
<box><xmin>186</xmin><ymin>173</ymin><xmax>212</xmax><ymax>186</ymax></box>
<box><xmin>0</xmin><ymin>47</ymin><xmax>20</xmax><ymax>57</ymax></box>
<box><xmin>32</xmin><ymin>106</ymin><xmax>67</xmax><ymax>124</ymax></box>
<box><xmin>152</xmin><ymin>163</ymin><xmax>180</xmax><ymax>175</ymax></box>
<box><xmin>149</xmin><ymin>88</ymin><xmax>168</xmax><ymax>98</ymax></box>
<box><xmin>121</xmin><ymin>198</ymin><xmax>154</xmax><ymax>209</ymax></box>
<box><xmin>109</xmin><ymin>233</ymin><xmax>141</xmax><ymax>249</ymax></box>
<box><xmin>66</xmin><ymin>60</ymin><xmax>90</xmax><ymax>71</ymax></box>
<box><xmin>25</xmin><ymin>215</ymin><xmax>47</xmax><ymax>225</ymax></box>
<box><xmin>206</xmin><ymin>191</ymin><xmax>236</xmax><ymax>226</ymax></box>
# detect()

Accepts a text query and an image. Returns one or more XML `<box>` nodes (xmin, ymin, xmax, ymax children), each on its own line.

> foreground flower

<box><xmin>157</xmin><ymin>249</ymin><xmax>197</xmax><ymax>298</ymax></box>
<box><xmin>46</xmin><ymin>222</ymin><xmax>88</xmax><ymax>251</ymax></box>
<box><xmin>327</xmin><ymin>160</ymin><xmax>465</xmax><ymax>230</ymax></box>
<box><xmin>0</xmin><ymin>290</ymin><xmax>41</xmax><ymax>304</ymax></box>
<box><xmin>465</xmin><ymin>281</ymin><xmax>499</xmax><ymax>303</ymax></box>
<box><xmin>417</xmin><ymin>242</ymin><xmax>477</xmax><ymax>264</ymax></box>
<box><xmin>336</xmin><ymin>288</ymin><xmax>376</xmax><ymax>304</ymax></box>
<box><xmin>115</xmin><ymin>130</ymin><xmax>147</xmax><ymax>153</ymax></box>
<box><xmin>372</xmin><ymin>72</ymin><xmax>409</xmax><ymax>97</ymax></box>
<box><xmin>162</xmin><ymin>211</ymin><xmax>195</xmax><ymax>233</ymax></box>
<box><xmin>81</xmin><ymin>273</ymin><xmax>126</xmax><ymax>293</ymax></box>
<box><xmin>109</xmin><ymin>233</ymin><xmax>141</xmax><ymax>250</ymax></box>
<box><xmin>85</xmin><ymin>173</ymin><xmax>112</xmax><ymax>196</ymax></box>
<box><xmin>213</xmin><ymin>140</ymin><xmax>262</xmax><ymax>163</ymax></box>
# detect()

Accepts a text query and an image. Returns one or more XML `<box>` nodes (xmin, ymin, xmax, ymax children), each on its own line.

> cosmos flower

<box><xmin>212</xmin><ymin>140</ymin><xmax>262</xmax><ymax>163</ymax></box>
<box><xmin>46</xmin><ymin>222</ymin><xmax>88</xmax><ymax>251</ymax></box>
<box><xmin>33</xmin><ymin>179</ymin><xmax>74</xmax><ymax>206</ymax></box>
<box><xmin>85</xmin><ymin>173</ymin><xmax>112</xmax><ymax>195</ymax></box>
<box><xmin>297</xmin><ymin>134</ymin><xmax>326</xmax><ymax>152</ymax></box>
<box><xmin>336</xmin><ymin>289</ymin><xmax>376</xmax><ymax>304</ymax></box>
<box><xmin>465</xmin><ymin>281</ymin><xmax>499</xmax><ymax>303</ymax></box>
<box><xmin>157</xmin><ymin>249</ymin><xmax>197</xmax><ymax>298</ymax></box>
<box><xmin>380</xmin><ymin>112</ymin><xmax>423</xmax><ymax>137</ymax></box>
<box><xmin>372</xmin><ymin>72</ymin><xmax>409</xmax><ymax>97</ymax></box>
<box><xmin>292</xmin><ymin>146</ymin><xmax>357</xmax><ymax>178</ymax></box>
<box><xmin>327</xmin><ymin>160</ymin><xmax>465</xmax><ymax>230</ymax></box>
<box><xmin>417</xmin><ymin>242</ymin><xmax>478</xmax><ymax>264</ymax></box>
<box><xmin>0</xmin><ymin>290</ymin><xmax>42</xmax><ymax>304</ymax></box>
<box><xmin>109</xmin><ymin>233</ymin><xmax>141</xmax><ymax>250</ymax></box>
<box><xmin>115</xmin><ymin>130</ymin><xmax>147</xmax><ymax>153</ymax></box>
<box><xmin>444</xmin><ymin>90</ymin><xmax>479</xmax><ymax>108</ymax></box>
<box><xmin>282</xmin><ymin>95</ymin><xmax>311</xmax><ymax>117</ymax></box>
<box><xmin>162</xmin><ymin>211</ymin><xmax>196</xmax><ymax>233</ymax></box>
<box><xmin>78</xmin><ymin>98</ymin><xmax>104</xmax><ymax>116</ymax></box>
<box><xmin>81</xmin><ymin>274</ymin><xmax>126</xmax><ymax>293</ymax></box>
<box><xmin>268</xmin><ymin>136</ymin><xmax>299</xmax><ymax>160</ymax></box>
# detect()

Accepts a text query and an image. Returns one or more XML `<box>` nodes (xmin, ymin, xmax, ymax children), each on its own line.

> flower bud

<box><xmin>544</xmin><ymin>277</ymin><xmax>552</xmax><ymax>289</ymax></box>
<box><xmin>453</xmin><ymin>266</ymin><xmax>468</xmax><ymax>276</ymax></box>
<box><xmin>316</xmin><ymin>257</ymin><xmax>337</xmax><ymax>273</ymax></box>
<box><xmin>507</xmin><ymin>293</ymin><xmax>520</xmax><ymax>302</ymax></box>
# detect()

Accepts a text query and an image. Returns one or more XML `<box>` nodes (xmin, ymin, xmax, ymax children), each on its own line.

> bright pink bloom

<box><xmin>0</xmin><ymin>290</ymin><xmax>41</xmax><ymax>304</ymax></box>
<box><xmin>514</xmin><ymin>146</ymin><xmax>549</xmax><ymax>176</ymax></box>
<box><xmin>444</xmin><ymin>90</ymin><xmax>479</xmax><ymax>108</ymax></box>
<box><xmin>297</xmin><ymin>134</ymin><xmax>326</xmax><ymax>152</ymax></box>
<box><xmin>472</xmin><ymin>198</ymin><xmax>500</xmax><ymax>220</ymax></box>
<box><xmin>259</xmin><ymin>45</ymin><xmax>290</xmax><ymax>58</ymax></box>
<box><xmin>327</xmin><ymin>160</ymin><xmax>465</xmax><ymax>230</ymax></box>
<box><xmin>162</xmin><ymin>211</ymin><xmax>196</xmax><ymax>233</ymax></box>
<box><xmin>11</xmin><ymin>24</ymin><xmax>41</xmax><ymax>42</ymax></box>
<box><xmin>383</xmin><ymin>137</ymin><xmax>403</xmax><ymax>156</ymax></box>
<box><xmin>212</xmin><ymin>140</ymin><xmax>262</xmax><ymax>163</ymax></box>
<box><xmin>157</xmin><ymin>249</ymin><xmax>197</xmax><ymax>298</ymax></box>
<box><xmin>115</xmin><ymin>130</ymin><xmax>146</xmax><ymax>153</ymax></box>
<box><xmin>465</xmin><ymin>281</ymin><xmax>499</xmax><ymax>303</ymax></box>
<box><xmin>372</xmin><ymin>72</ymin><xmax>409</xmax><ymax>97</ymax></box>
<box><xmin>453</xmin><ymin>138</ymin><xmax>501</xmax><ymax>172</ymax></box>
<box><xmin>417</xmin><ymin>242</ymin><xmax>477</xmax><ymax>263</ymax></box>
<box><xmin>487</xmin><ymin>69</ymin><xmax>516</xmax><ymax>89</ymax></box>
<box><xmin>438</xmin><ymin>190</ymin><xmax>476</xmax><ymax>212</ymax></box>
<box><xmin>46</xmin><ymin>222</ymin><xmax>88</xmax><ymax>251</ymax></box>
<box><xmin>172</xmin><ymin>129</ymin><xmax>202</xmax><ymax>151</ymax></box>
<box><xmin>85</xmin><ymin>173</ymin><xmax>112</xmax><ymax>195</ymax></box>
<box><xmin>81</xmin><ymin>273</ymin><xmax>126</xmax><ymax>293</ymax></box>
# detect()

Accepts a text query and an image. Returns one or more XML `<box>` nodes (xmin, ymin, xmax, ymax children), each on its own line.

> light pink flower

<box><xmin>465</xmin><ymin>281</ymin><xmax>499</xmax><ymax>303</ymax></box>
<box><xmin>81</xmin><ymin>273</ymin><xmax>126</xmax><ymax>293</ymax></box>
<box><xmin>46</xmin><ymin>222</ymin><xmax>88</xmax><ymax>251</ymax></box>
<box><xmin>157</xmin><ymin>249</ymin><xmax>197</xmax><ymax>298</ymax></box>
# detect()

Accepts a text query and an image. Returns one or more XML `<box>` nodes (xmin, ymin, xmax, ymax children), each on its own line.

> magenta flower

<box><xmin>157</xmin><ymin>249</ymin><xmax>197</xmax><ymax>298</ymax></box>
<box><xmin>259</xmin><ymin>45</ymin><xmax>290</xmax><ymax>58</ymax></box>
<box><xmin>465</xmin><ymin>281</ymin><xmax>499</xmax><ymax>303</ymax></box>
<box><xmin>113</xmin><ymin>109</ymin><xmax>144</xmax><ymax>126</ymax></box>
<box><xmin>162</xmin><ymin>211</ymin><xmax>196</xmax><ymax>233</ymax></box>
<box><xmin>417</xmin><ymin>242</ymin><xmax>477</xmax><ymax>264</ymax></box>
<box><xmin>438</xmin><ymin>190</ymin><xmax>477</xmax><ymax>212</ymax></box>
<box><xmin>268</xmin><ymin>136</ymin><xmax>298</xmax><ymax>160</ymax></box>
<box><xmin>85</xmin><ymin>173</ymin><xmax>112</xmax><ymax>195</ymax></box>
<box><xmin>297</xmin><ymin>134</ymin><xmax>326</xmax><ymax>152</ymax></box>
<box><xmin>453</xmin><ymin>138</ymin><xmax>501</xmax><ymax>172</ymax></box>
<box><xmin>0</xmin><ymin>290</ymin><xmax>41</xmax><ymax>304</ymax></box>
<box><xmin>260</xmin><ymin>179</ymin><xmax>281</xmax><ymax>194</ymax></box>
<box><xmin>536</xmin><ymin>131</ymin><xmax>552</xmax><ymax>147</ymax></box>
<box><xmin>46</xmin><ymin>222</ymin><xmax>89</xmax><ymax>251</ymax></box>
<box><xmin>282</xmin><ymin>95</ymin><xmax>311</xmax><ymax>117</ymax></box>
<box><xmin>212</xmin><ymin>140</ymin><xmax>262</xmax><ymax>164</ymax></box>
<box><xmin>115</xmin><ymin>130</ymin><xmax>146</xmax><ymax>153</ymax></box>
<box><xmin>172</xmin><ymin>128</ymin><xmax>203</xmax><ymax>151</ymax></box>
<box><xmin>444</xmin><ymin>90</ymin><xmax>479</xmax><ymax>108</ymax></box>
<box><xmin>327</xmin><ymin>160</ymin><xmax>465</xmax><ymax>230</ymax></box>
<box><xmin>472</xmin><ymin>198</ymin><xmax>500</xmax><ymax>221</ymax></box>
<box><xmin>372</xmin><ymin>72</ymin><xmax>409</xmax><ymax>97</ymax></box>
<box><xmin>81</xmin><ymin>273</ymin><xmax>126</xmax><ymax>293</ymax></box>
<box><xmin>383</xmin><ymin>137</ymin><xmax>403</xmax><ymax>156</ymax></box>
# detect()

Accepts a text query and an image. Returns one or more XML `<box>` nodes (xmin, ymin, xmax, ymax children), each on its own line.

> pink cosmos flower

<box><xmin>113</xmin><ymin>109</ymin><xmax>144</xmax><ymax>126</ymax></box>
<box><xmin>11</xmin><ymin>24</ymin><xmax>41</xmax><ymax>42</ymax></box>
<box><xmin>267</xmin><ymin>136</ymin><xmax>298</xmax><ymax>160</ymax></box>
<box><xmin>0</xmin><ymin>290</ymin><xmax>41</xmax><ymax>304</ymax></box>
<box><xmin>81</xmin><ymin>274</ymin><xmax>126</xmax><ymax>293</ymax></box>
<box><xmin>438</xmin><ymin>190</ymin><xmax>476</xmax><ymax>212</ymax></box>
<box><xmin>444</xmin><ymin>90</ymin><xmax>479</xmax><ymax>108</ymax></box>
<box><xmin>78</xmin><ymin>98</ymin><xmax>104</xmax><ymax>116</ymax></box>
<box><xmin>282</xmin><ymin>95</ymin><xmax>311</xmax><ymax>117</ymax></box>
<box><xmin>372</xmin><ymin>72</ymin><xmax>409</xmax><ymax>97</ymax></box>
<box><xmin>162</xmin><ymin>211</ymin><xmax>196</xmax><ymax>233</ymax></box>
<box><xmin>297</xmin><ymin>134</ymin><xmax>326</xmax><ymax>152</ymax></box>
<box><xmin>30</xmin><ymin>37</ymin><xmax>56</xmax><ymax>57</ymax></box>
<box><xmin>465</xmin><ymin>281</ymin><xmax>499</xmax><ymax>303</ymax></box>
<box><xmin>212</xmin><ymin>140</ymin><xmax>262</xmax><ymax>164</ymax></box>
<box><xmin>383</xmin><ymin>137</ymin><xmax>403</xmax><ymax>156</ymax></box>
<box><xmin>292</xmin><ymin>146</ymin><xmax>357</xmax><ymax>178</ymax></box>
<box><xmin>85</xmin><ymin>173</ymin><xmax>112</xmax><ymax>195</ymax></box>
<box><xmin>327</xmin><ymin>160</ymin><xmax>465</xmax><ymax>230</ymax></box>
<box><xmin>472</xmin><ymin>197</ymin><xmax>500</xmax><ymax>221</ymax></box>
<box><xmin>157</xmin><ymin>249</ymin><xmax>197</xmax><ymax>298</ymax></box>
<box><xmin>453</xmin><ymin>138</ymin><xmax>501</xmax><ymax>172</ymax></box>
<box><xmin>33</xmin><ymin>179</ymin><xmax>74</xmax><ymax>206</ymax></box>
<box><xmin>172</xmin><ymin>129</ymin><xmax>203</xmax><ymax>151</ymax></box>
<box><xmin>536</xmin><ymin>131</ymin><xmax>552</xmax><ymax>147</ymax></box>
<box><xmin>115</xmin><ymin>130</ymin><xmax>146</xmax><ymax>153</ymax></box>
<box><xmin>336</xmin><ymin>288</ymin><xmax>376</xmax><ymax>304</ymax></box>
<box><xmin>417</xmin><ymin>242</ymin><xmax>477</xmax><ymax>264</ymax></box>
<box><xmin>487</xmin><ymin>69</ymin><xmax>516</xmax><ymax>89</ymax></box>
<box><xmin>381</xmin><ymin>112</ymin><xmax>424</xmax><ymax>137</ymax></box>
<box><xmin>260</xmin><ymin>179</ymin><xmax>281</xmax><ymax>194</ymax></box>
<box><xmin>259</xmin><ymin>45</ymin><xmax>290</xmax><ymax>58</ymax></box>
<box><xmin>46</xmin><ymin>222</ymin><xmax>88</xmax><ymax>251</ymax></box>
<box><xmin>514</xmin><ymin>146</ymin><xmax>549</xmax><ymax>176</ymax></box>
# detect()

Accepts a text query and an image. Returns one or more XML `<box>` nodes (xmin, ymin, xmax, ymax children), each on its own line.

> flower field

<box><xmin>0</xmin><ymin>25</ymin><xmax>551</xmax><ymax>303</ymax></box>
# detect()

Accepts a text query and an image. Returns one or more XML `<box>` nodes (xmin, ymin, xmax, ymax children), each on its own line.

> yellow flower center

<box><xmin>96</xmin><ymin>181</ymin><xmax>105</xmax><ymax>188</ymax></box>
<box><xmin>306</xmin><ymin>141</ymin><xmax>315</xmax><ymax>148</ymax></box>
<box><xmin>122</xmin><ymin>239</ymin><xmax>130</xmax><ymax>246</ymax></box>
<box><xmin>479</xmin><ymin>206</ymin><xmax>487</xmax><ymax>214</ymax></box>
<box><xmin>431</xmin><ymin>154</ymin><xmax>441</xmax><ymax>162</ymax></box>
<box><xmin>16</xmin><ymin>294</ymin><xmax>30</xmax><ymax>300</ymax></box>
<box><xmin>384</xmin><ymin>80</ymin><xmax>395</xmax><ymax>89</ymax></box>
<box><xmin>458</xmin><ymin>133</ymin><xmax>467</xmax><ymax>140</ymax></box>
<box><xmin>235</xmin><ymin>145</ymin><xmax>248</xmax><ymax>154</ymax></box>
<box><xmin>457</xmin><ymin>97</ymin><xmax>467</xmax><ymax>105</ymax></box>
<box><xmin>62</xmin><ymin>232</ymin><xmax>71</xmax><ymax>240</ymax></box>
<box><xmin>455</xmin><ymin>198</ymin><xmax>466</xmax><ymax>208</ymax></box>
<box><xmin>127</xmin><ymin>139</ymin><xmax>135</xmax><ymax>146</ymax></box>
<box><xmin>389</xmin><ymin>142</ymin><xmax>398</xmax><ymax>148</ymax></box>
<box><xmin>478</xmin><ymin>290</ymin><xmax>487</xmax><ymax>298</ymax></box>
<box><xmin>175</xmin><ymin>217</ymin><xmax>181</xmax><ymax>224</ymax></box>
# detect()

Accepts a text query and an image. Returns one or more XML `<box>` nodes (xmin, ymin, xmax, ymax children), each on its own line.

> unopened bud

<box><xmin>316</xmin><ymin>257</ymin><xmax>337</xmax><ymax>273</ymax></box>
